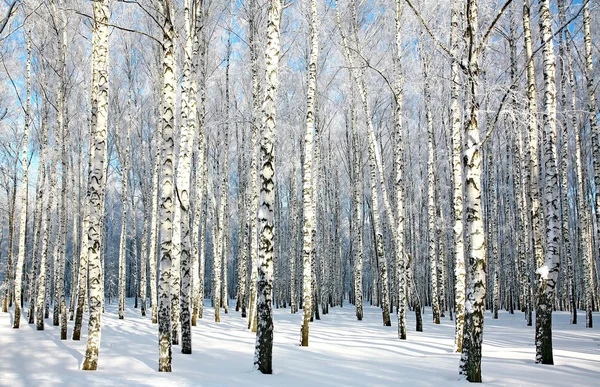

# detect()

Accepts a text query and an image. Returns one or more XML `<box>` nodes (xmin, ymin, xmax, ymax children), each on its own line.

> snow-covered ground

<box><xmin>0</xmin><ymin>300</ymin><xmax>598</xmax><ymax>386</ymax></box>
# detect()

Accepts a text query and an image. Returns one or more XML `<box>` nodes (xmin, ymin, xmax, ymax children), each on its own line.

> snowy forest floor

<box><xmin>0</xmin><ymin>300</ymin><xmax>599</xmax><ymax>386</ymax></box>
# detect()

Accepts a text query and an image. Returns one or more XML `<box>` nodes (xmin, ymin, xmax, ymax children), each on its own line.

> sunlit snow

<box><xmin>1</xmin><ymin>300</ymin><xmax>598</xmax><ymax>386</ymax></box>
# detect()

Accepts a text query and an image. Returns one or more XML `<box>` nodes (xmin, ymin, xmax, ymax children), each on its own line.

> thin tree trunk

<box><xmin>421</xmin><ymin>42</ymin><xmax>440</xmax><ymax>325</ymax></box>
<box><xmin>247</xmin><ymin>0</ymin><xmax>261</xmax><ymax>332</ymax></box>
<box><xmin>177</xmin><ymin>0</ymin><xmax>198</xmax><ymax>354</ymax></box>
<box><xmin>583</xmin><ymin>0</ymin><xmax>597</xmax><ymax>330</ymax></box>
<box><xmin>157</xmin><ymin>0</ymin><xmax>176</xmax><ymax>372</ymax></box>
<box><xmin>13</xmin><ymin>24</ymin><xmax>31</xmax><ymax>329</ymax></box>
<box><xmin>81</xmin><ymin>0</ymin><xmax>110</xmax><ymax>370</ymax></box>
<box><xmin>118</xmin><ymin>121</ymin><xmax>131</xmax><ymax>320</ymax></box>
<box><xmin>300</xmin><ymin>0</ymin><xmax>318</xmax><ymax>347</ymax></box>
<box><xmin>450</xmin><ymin>0</ymin><xmax>465</xmax><ymax>353</ymax></box>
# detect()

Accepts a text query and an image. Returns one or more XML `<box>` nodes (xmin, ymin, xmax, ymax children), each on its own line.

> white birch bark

<box><xmin>394</xmin><ymin>0</ymin><xmax>407</xmax><ymax>340</ymax></box>
<box><xmin>289</xmin><ymin>157</ymin><xmax>297</xmax><ymax>314</ymax></box>
<box><xmin>535</xmin><ymin>0</ymin><xmax>561</xmax><ymax>365</ymax></box>
<box><xmin>247</xmin><ymin>0</ymin><xmax>261</xmax><ymax>332</ymax></box>
<box><xmin>221</xmin><ymin>26</ymin><xmax>232</xmax><ymax>315</ymax></box>
<box><xmin>171</xmin><ymin>181</ymin><xmax>181</xmax><ymax>344</ymax></box>
<box><xmin>459</xmin><ymin>0</ymin><xmax>486</xmax><ymax>382</ymax></box>
<box><xmin>421</xmin><ymin>43</ymin><xmax>440</xmax><ymax>325</ymax></box>
<box><xmin>450</xmin><ymin>0</ymin><xmax>465</xmax><ymax>353</ymax></box>
<box><xmin>522</xmin><ymin>0</ymin><xmax>542</xmax><ymax>329</ymax></box>
<box><xmin>68</xmin><ymin>155</ymin><xmax>79</xmax><ymax>322</ymax></box>
<box><xmin>157</xmin><ymin>0</ymin><xmax>176</xmax><ymax>372</ymax></box>
<box><xmin>140</xmin><ymin>147</ymin><xmax>149</xmax><ymax>317</ymax></box>
<box><xmin>253</xmin><ymin>0</ymin><xmax>282</xmax><ymax>374</ymax></box>
<box><xmin>118</xmin><ymin>121</ymin><xmax>131</xmax><ymax>320</ymax></box>
<box><xmin>29</xmin><ymin>69</ymin><xmax>49</xmax><ymax>325</ymax></box>
<box><xmin>13</xmin><ymin>23</ymin><xmax>31</xmax><ymax>329</ymax></box>
<box><xmin>300</xmin><ymin>0</ymin><xmax>318</xmax><ymax>347</ymax></box>
<box><xmin>351</xmin><ymin>99</ymin><xmax>364</xmax><ymax>322</ymax></box>
<box><xmin>36</xmin><ymin>158</ymin><xmax>57</xmax><ymax>331</ymax></box>
<box><xmin>149</xmin><ymin>119</ymin><xmax>161</xmax><ymax>325</ymax></box>
<box><xmin>177</xmin><ymin>0</ymin><xmax>198</xmax><ymax>353</ymax></box>
<box><xmin>583</xmin><ymin>0</ymin><xmax>597</xmax><ymax>329</ymax></box>
<box><xmin>192</xmin><ymin>49</ymin><xmax>207</xmax><ymax>323</ymax></box>
<box><xmin>81</xmin><ymin>0</ymin><xmax>110</xmax><ymax>370</ymax></box>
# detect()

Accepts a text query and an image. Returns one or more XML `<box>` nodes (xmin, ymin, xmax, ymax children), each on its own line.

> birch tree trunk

<box><xmin>177</xmin><ymin>0</ymin><xmax>199</xmax><ymax>353</ymax></box>
<box><xmin>583</xmin><ymin>0</ymin><xmax>597</xmax><ymax>329</ymax></box>
<box><xmin>459</xmin><ymin>0</ymin><xmax>486</xmax><ymax>382</ymax></box>
<box><xmin>171</xmin><ymin>181</ymin><xmax>181</xmax><ymax>344</ymax></box>
<box><xmin>81</xmin><ymin>0</ymin><xmax>110</xmax><ymax>370</ymax></box>
<box><xmin>37</xmin><ymin>158</ymin><xmax>57</xmax><ymax>331</ymax></box>
<box><xmin>75</xmin><ymin>23</ymin><xmax>101</xmax><ymax>336</ymax></box>
<box><xmin>247</xmin><ymin>0</ymin><xmax>261</xmax><ymax>332</ymax></box>
<box><xmin>149</xmin><ymin>122</ymin><xmax>161</xmax><ymax>325</ymax></box>
<box><xmin>535</xmin><ymin>0</ymin><xmax>561</xmax><ymax>365</ymax></box>
<box><xmin>556</xmin><ymin>0</ymin><xmax>577</xmax><ymax>325</ymax></box>
<box><xmin>518</xmin><ymin>0</ymin><xmax>540</xmax><ymax>328</ymax></box>
<box><xmin>29</xmin><ymin>68</ymin><xmax>49</xmax><ymax>325</ymax></box>
<box><xmin>69</xmin><ymin>154</ymin><xmax>80</xmax><ymax>321</ymax></box>
<box><xmin>393</xmin><ymin>0</ymin><xmax>407</xmax><ymax>340</ymax></box>
<box><xmin>118</xmin><ymin>122</ymin><xmax>131</xmax><ymax>320</ymax></box>
<box><xmin>157</xmin><ymin>0</ymin><xmax>176</xmax><ymax>372</ymax></box>
<box><xmin>253</xmin><ymin>0</ymin><xmax>282</xmax><ymax>374</ymax></box>
<box><xmin>220</xmin><ymin>24</ymin><xmax>232</xmax><ymax>315</ymax></box>
<box><xmin>140</xmin><ymin>150</ymin><xmax>149</xmax><ymax>317</ymax></box>
<box><xmin>192</xmin><ymin>25</ymin><xmax>207</xmax><ymax>322</ymax></box>
<box><xmin>289</xmin><ymin>157</ymin><xmax>298</xmax><ymax>314</ymax></box>
<box><xmin>421</xmin><ymin>43</ymin><xmax>440</xmax><ymax>325</ymax></box>
<box><xmin>300</xmin><ymin>0</ymin><xmax>318</xmax><ymax>347</ymax></box>
<box><xmin>450</xmin><ymin>0</ymin><xmax>465</xmax><ymax>353</ymax></box>
<box><xmin>13</xmin><ymin>24</ymin><xmax>31</xmax><ymax>329</ymax></box>
<box><xmin>351</xmin><ymin>98</ymin><xmax>363</xmax><ymax>322</ymax></box>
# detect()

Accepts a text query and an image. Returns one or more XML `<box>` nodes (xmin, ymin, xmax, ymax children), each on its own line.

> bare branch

<box><xmin>0</xmin><ymin>0</ymin><xmax>18</xmax><ymax>36</ymax></box>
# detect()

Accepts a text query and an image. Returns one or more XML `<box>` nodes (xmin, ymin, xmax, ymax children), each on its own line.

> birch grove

<box><xmin>0</xmin><ymin>0</ymin><xmax>599</xmax><ymax>382</ymax></box>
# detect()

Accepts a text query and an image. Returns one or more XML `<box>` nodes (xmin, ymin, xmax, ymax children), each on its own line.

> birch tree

<box><xmin>157</xmin><ymin>0</ymin><xmax>176</xmax><ymax>372</ymax></box>
<box><xmin>458</xmin><ymin>0</ymin><xmax>485</xmax><ymax>381</ymax></box>
<box><xmin>450</xmin><ymin>0</ymin><xmax>465</xmax><ymax>353</ymax></box>
<box><xmin>300</xmin><ymin>0</ymin><xmax>318</xmax><ymax>347</ymax></box>
<box><xmin>118</xmin><ymin>119</ymin><xmax>131</xmax><ymax>320</ymax></box>
<box><xmin>582</xmin><ymin>0</ymin><xmax>597</xmax><ymax>330</ymax></box>
<box><xmin>535</xmin><ymin>0</ymin><xmax>561</xmax><ymax>365</ymax></box>
<box><xmin>253</xmin><ymin>0</ymin><xmax>283</xmax><ymax>374</ymax></box>
<box><xmin>12</xmin><ymin>18</ymin><xmax>31</xmax><ymax>329</ymax></box>
<box><xmin>81</xmin><ymin>0</ymin><xmax>110</xmax><ymax>370</ymax></box>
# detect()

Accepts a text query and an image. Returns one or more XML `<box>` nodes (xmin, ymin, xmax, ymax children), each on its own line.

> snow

<box><xmin>1</xmin><ymin>301</ymin><xmax>599</xmax><ymax>386</ymax></box>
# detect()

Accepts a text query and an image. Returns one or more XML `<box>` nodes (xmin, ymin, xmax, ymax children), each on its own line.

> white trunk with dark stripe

<box><xmin>422</xmin><ymin>45</ymin><xmax>440</xmax><ymax>325</ymax></box>
<box><xmin>522</xmin><ymin>0</ymin><xmax>542</xmax><ymax>329</ymax></box>
<box><xmin>118</xmin><ymin>122</ymin><xmax>131</xmax><ymax>320</ymax></box>
<box><xmin>583</xmin><ymin>0</ymin><xmax>597</xmax><ymax>330</ymax></box>
<box><xmin>158</xmin><ymin>0</ymin><xmax>176</xmax><ymax>372</ymax></box>
<box><xmin>459</xmin><ymin>0</ymin><xmax>485</xmax><ymax>382</ymax></box>
<box><xmin>253</xmin><ymin>0</ymin><xmax>282</xmax><ymax>373</ymax></box>
<box><xmin>394</xmin><ymin>0</ymin><xmax>407</xmax><ymax>340</ymax></box>
<box><xmin>535</xmin><ymin>0</ymin><xmax>561</xmax><ymax>365</ymax></box>
<box><xmin>81</xmin><ymin>0</ymin><xmax>110</xmax><ymax>370</ymax></box>
<box><xmin>29</xmin><ymin>69</ymin><xmax>48</xmax><ymax>326</ymax></box>
<box><xmin>37</xmin><ymin>159</ymin><xmax>58</xmax><ymax>331</ymax></box>
<box><xmin>247</xmin><ymin>0</ymin><xmax>261</xmax><ymax>332</ymax></box>
<box><xmin>301</xmin><ymin>0</ymin><xmax>318</xmax><ymax>347</ymax></box>
<box><xmin>13</xmin><ymin>25</ymin><xmax>31</xmax><ymax>329</ymax></box>
<box><xmin>450</xmin><ymin>0</ymin><xmax>465</xmax><ymax>353</ymax></box>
